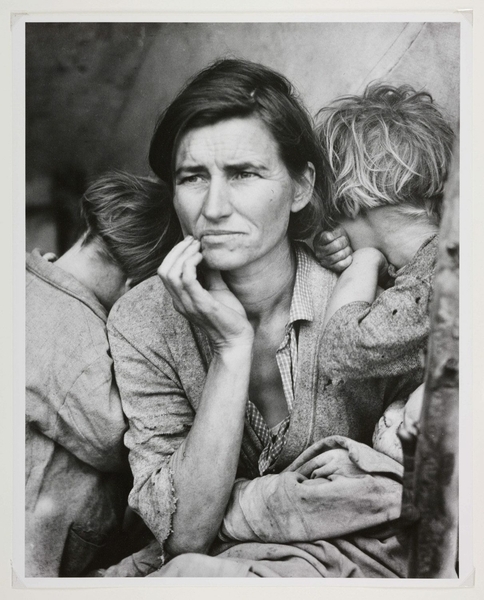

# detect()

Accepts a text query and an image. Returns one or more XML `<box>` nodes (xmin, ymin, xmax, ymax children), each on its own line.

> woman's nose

<box><xmin>201</xmin><ymin>177</ymin><xmax>232</xmax><ymax>220</ymax></box>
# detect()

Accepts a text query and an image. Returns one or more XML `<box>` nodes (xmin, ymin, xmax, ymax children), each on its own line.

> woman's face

<box><xmin>173</xmin><ymin>116</ymin><xmax>312</xmax><ymax>272</ymax></box>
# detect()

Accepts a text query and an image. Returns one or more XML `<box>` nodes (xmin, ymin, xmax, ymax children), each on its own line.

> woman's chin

<box><xmin>201</xmin><ymin>249</ymin><xmax>249</xmax><ymax>272</ymax></box>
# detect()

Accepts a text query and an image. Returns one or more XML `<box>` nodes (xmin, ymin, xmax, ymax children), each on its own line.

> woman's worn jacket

<box><xmin>107</xmin><ymin>248</ymin><xmax>416</xmax><ymax>576</ymax></box>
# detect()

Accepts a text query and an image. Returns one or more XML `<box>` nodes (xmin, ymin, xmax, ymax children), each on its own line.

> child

<box><xmin>26</xmin><ymin>171</ymin><xmax>180</xmax><ymax>576</ymax></box>
<box><xmin>314</xmin><ymin>83</ymin><xmax>454</xmax><ymax>462</ymax></box>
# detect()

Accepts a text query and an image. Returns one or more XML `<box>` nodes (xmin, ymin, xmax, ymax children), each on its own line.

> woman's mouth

<box><xmin>200</xmin><ymin>231</ymin><xmax>243</xmax><ymax>242</ymax></box>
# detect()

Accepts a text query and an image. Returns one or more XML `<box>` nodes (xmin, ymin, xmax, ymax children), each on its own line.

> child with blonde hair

<box><xmin>314</xmin><ymin>83</ymin><xmax>454</xmax><ymax>461</ymax></box>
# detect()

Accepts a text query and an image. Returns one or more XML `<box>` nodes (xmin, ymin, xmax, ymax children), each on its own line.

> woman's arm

<box><xmin>157</xmin><ymin>237</ymin><xmax>255</xmax><ymax>555</ymax></box>
<box><xmin>220</xmin><ymin>437</ymin><xmax>404</xmax><ymax>544</ymax></box>
<box><xmin>110</xmin><ymin>236</ymin><xmax>255</xmax><ymax>557</ymax></box>
<box><xmin>167</xmin><ymin>343</ymin><xmax>252</xmax><ymax>555</ymax></box>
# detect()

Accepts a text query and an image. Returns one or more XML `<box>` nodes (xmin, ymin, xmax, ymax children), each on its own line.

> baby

<box><xmin>314</xmin><ymin>83</ymin><xmax>454</xmax><ymax>462</ymax></box>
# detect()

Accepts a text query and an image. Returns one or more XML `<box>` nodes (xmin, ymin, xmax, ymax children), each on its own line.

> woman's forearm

<box><xmin>166</xmin><ymin>342</ymin><xmax>253</xmax><ymax>556</ymax></box>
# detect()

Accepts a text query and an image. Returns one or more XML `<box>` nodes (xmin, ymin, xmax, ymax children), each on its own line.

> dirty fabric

<box><xmin>26</xmin><ymin>250</ymin><xmax>130</xmax><ymax>577</ymax></box>
<box><xmin>321</xmin><ymin>235</ymin><xmax>438</xmax><ymax>381</ymax></box>
<box><xmin>107</xmin><ymin>245</ymin><xmax>414</xmax><ymax>576</ymax></box>
<box><xmin>151</xmin><ymin>436</ymin><xmax>407</xmax><ymax>578</ymax></box>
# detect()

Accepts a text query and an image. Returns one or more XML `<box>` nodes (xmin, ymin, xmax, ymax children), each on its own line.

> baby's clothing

<box><xmin>372</xmin><ymin>400</ymin><xmax>406</xmax><ymax>462</ymax></box>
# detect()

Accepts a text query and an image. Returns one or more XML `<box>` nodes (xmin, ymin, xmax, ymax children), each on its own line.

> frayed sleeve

<box><xmin>107</xmin><ymin>320</ymin><xmax>195</xmax><ymax>555</ymax></box>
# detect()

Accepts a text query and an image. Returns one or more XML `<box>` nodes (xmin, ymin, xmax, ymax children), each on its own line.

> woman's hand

<box><xmin>158</xmin><ymin>236</ymin><xmax>254</xmax><ymax>350</ymax></box>
<box><xmin>314</xmin><ymin>227</ymin><xmax>353</xmax><ymax>273</ymax></box>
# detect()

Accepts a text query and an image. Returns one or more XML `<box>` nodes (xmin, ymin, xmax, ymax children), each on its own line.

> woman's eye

<box><xmin>234</xmin><ymin>171</ymin><xmax>257</xmax><ymax>180</ymax></box>
<box><xmin>178</xmin><ymin>174</ymin><xmax>204</xmax><ymax>185</ymax></box>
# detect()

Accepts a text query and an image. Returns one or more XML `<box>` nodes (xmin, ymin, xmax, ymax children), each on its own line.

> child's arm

<box><xmin>320</xmin><ymin>252</ymin><xmax>434</xmax><ymax>381</ymax></box>
<box><xmin>323</xmin><ymin>247</ymin><xmax>387</xmax><ymax>328</ymax></box>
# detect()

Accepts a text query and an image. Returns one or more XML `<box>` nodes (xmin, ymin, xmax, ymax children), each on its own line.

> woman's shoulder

<box><xmin>107</xmin><ymin>274</ymin><xmax>184</xmax><ymax>340</ymax></box>
<box><xmin>295</xmin><ymin>243</ymin><xmax>338</xmax><ymax>313</ymax></box>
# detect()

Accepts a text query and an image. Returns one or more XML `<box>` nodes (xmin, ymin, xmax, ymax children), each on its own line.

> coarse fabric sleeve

<box><xmin>321</xmin><ymin>278</ymin><xmax>431</xmax><ymax>380</ymax></box>
<box><xmin>320</xmin><ymin>237</ymin><xmax>437</xmax><ymax>381</ymax></box>
<box><xmin>220</xmin><ymin>436</ymin><xmax>403</xmax><ymax>544</ymax></box>
<box><xmin>107</xmin><ymin>307</ymin><xmax>196</xmax><ymax>553</ymax></box>
<box><xmin>53</xmin><ymin>358</ymin><xmax>128</xmax><ymax>473</ymax></box>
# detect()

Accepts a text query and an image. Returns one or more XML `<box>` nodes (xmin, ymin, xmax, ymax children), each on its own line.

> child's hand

<box><xmin>402</xmin><ymin>384</ymin><xmax>425</xmax><ymax>435</ymax></box>
<box><xmin>314</xmin><ymin>227</ymin><xmax>353</xmax><ymax>273</ymax></box>
<box><xmin>298</xmin><ymin>448</ymin><xmax>365</xmax><ymax>482</ymax></box>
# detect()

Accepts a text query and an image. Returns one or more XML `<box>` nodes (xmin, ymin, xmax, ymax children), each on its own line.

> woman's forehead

<box><xmin>175</xmin><ymin>116</ymin><xmax>281</xmax><ymax>168</ymax></box>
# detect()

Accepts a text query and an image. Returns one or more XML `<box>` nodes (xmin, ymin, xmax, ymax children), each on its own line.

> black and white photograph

<box><xmin>13</xmin><ymin>11</ymin><xmax>472</xmax><ymax>589</ymax></box>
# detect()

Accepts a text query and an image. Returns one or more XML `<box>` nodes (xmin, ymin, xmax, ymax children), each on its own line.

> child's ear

<box><xmin>290</xmin><ymin>162</ymin><xmax>315</xmax><ymax>214</ymax></box>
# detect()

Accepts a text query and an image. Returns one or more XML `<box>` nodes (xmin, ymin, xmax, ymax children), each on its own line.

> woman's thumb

<box><xmin>203</xmin><ymin>268</ymin><xmax>227</xmax><ymax>291</ymax></box>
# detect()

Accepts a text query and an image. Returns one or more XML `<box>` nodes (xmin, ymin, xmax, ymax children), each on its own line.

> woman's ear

<box><xmin>290</xmin><ymin>162</ymin><xmax>316</xmax><ymax>214</ymax></box>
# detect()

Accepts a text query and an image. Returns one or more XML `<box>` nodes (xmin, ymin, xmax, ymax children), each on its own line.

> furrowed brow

<box><xmin>175</xmin><ymin>164</ymin><xmax>207</xmax><ymax>177</ymax></box>
<box><xmin>225</xmin><ymin>161</ymin><xmax>268</xmax><ymax>173</ymax></box>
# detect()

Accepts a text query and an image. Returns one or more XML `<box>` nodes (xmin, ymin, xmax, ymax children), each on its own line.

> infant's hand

<box><xmin>403</xmin><ymin>384</ymin><xmax>425</xmax><ymax>435</ymax></box>
<box><xmin>298</xmin><ymin>448</ymin><xmax>365</xmax><ymax>481</ymax></box>
<box><xmin>314</xmin><ymin>227</ymin><xmax>353</xmax><ymax>273</ymax></box>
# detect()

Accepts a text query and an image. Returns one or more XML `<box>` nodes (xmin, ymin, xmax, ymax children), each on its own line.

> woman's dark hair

<box><xmin>149</xmin><ymin>58</ymin><xmax>330</xmax><ymax>240</ymax></box>
<box><xmin>81</xmin><ymin>170</ymin><xmax>182</xmax><ymax>286</ymax></box>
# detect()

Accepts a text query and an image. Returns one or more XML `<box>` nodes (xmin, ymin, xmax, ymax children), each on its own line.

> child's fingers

<box><xmin>310</xmin><ymin>465</ymin><xmax>335</xmax><ymax>479</ymax></box>
<box><xmin>315</xmin><ymin>235</ymin><xmax>350</xmax><ymax>257</ymax></box>
<box><xmin>331</xmin><ymin>255</ymin><xmax>353</xmax><ymax>273</ymax></box>
<box><xmin>301</xmin><ymin>477</ymin><xmax>331</xmax><ymax>486</ymax></box>
<box><xmin>327</xmin><ymin>246</ymin><xmax>352</xmax><ymax>263</ymax></box>
<box><xmin>331</xmin><ymin>226</ymin><xmax>347</xmax><ymax>238</ymax></box>
<box><xmin>314</xmin><ymin>226</ymin><xmax>346</xmax><ymax>245</ymax></box>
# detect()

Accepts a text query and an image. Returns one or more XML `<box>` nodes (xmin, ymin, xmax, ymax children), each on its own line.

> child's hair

<box><xmin>317</xmin><ymin>83</ymin><xmax>455</xmax><ymax>227</ymax></box>
<box><xmin>81</xmin><ymin>171</ymin><xmax>182</xmax><ymax>286</ymax></box>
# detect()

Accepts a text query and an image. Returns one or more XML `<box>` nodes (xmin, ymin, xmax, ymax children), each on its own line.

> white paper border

<box><xmin>6</xmin><ymin>3</ymin><xmax>477</xmax><ymax>597</ymax></box>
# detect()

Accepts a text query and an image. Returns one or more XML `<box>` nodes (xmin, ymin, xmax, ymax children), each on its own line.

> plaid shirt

<box><xmin>246</xmin><ymin>246</ymin><xmax>313</xmax><ymax>475</ymax></box>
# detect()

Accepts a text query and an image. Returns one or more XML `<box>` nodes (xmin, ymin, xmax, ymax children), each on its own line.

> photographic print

<box><xmin>14</xmin><ymin>13</ymin><xmax>470</xmax><ymax>587</ymax></box>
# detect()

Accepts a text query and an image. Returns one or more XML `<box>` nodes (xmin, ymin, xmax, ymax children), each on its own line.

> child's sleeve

<box><xmin>321</xmin><ymin>271</ymin><xmax>432</xmax><ymax>380</ymax></box>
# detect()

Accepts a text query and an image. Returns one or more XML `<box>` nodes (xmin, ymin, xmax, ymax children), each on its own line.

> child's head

<box><xmin>81</xmin><ymin>171</ymin><xmax>182</xmax><ymax>287</ymax></box>
<box><xmin>317</xmin><ymin>83</ymin><xmax>455</xmax><ymax>229</ymax></box>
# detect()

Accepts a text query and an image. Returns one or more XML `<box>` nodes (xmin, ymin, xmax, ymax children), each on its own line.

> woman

<box><xmin>107</xmin><ymin>60</ymin><xmax>411</xmax><ymax>577</ymax></box>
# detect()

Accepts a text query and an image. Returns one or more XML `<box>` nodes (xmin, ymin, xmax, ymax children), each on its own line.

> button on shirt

<box><xmin>245</xmin><ymin>246</ymin><xmax>314</xmax><ymax>475</ymax></box>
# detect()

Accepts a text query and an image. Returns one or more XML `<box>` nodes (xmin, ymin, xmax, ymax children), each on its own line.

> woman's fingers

<box><xmin>160</xmin><ymin>239</ymin><xmax>200</xmax><ymax>289</ymax></box>
<box><xmin>158</xmin><ymin>235</ymin><xmax>197</xmax><ymax>278</ymax></box>
<box><xmin>203</xmin><ymin>268</ymin><xmax>229</xmax><ymax>291</ymax></box>
<box><xmin>157</xmin><ymin>237</ymin><xmax>252</xmax><ymax>345</ymax></box>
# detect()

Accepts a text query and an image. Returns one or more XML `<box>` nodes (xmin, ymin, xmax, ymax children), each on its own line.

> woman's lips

<box><xmin>199</xmin><ymin>231</ymin><xmax>243</xmax><ymax>242</ymax></box>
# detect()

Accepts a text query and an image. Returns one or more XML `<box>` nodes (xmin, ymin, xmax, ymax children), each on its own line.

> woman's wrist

<box><xmin>212</xmin><ymin>335</ymin><xmax>254</xmax><ymax>360</ymax></box>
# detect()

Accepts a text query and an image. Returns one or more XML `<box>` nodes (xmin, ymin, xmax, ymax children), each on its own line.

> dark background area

<box><xmin>25</xmin><ymin>21</ymin><xmax>460</xmax><ymax>255</ymax></box>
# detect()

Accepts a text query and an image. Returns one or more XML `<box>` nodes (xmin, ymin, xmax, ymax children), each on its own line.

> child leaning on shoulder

<box><xmin>314</xmin><ymin>83</ymin><xmax>454</xmax><ymax>462</ymax></box>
